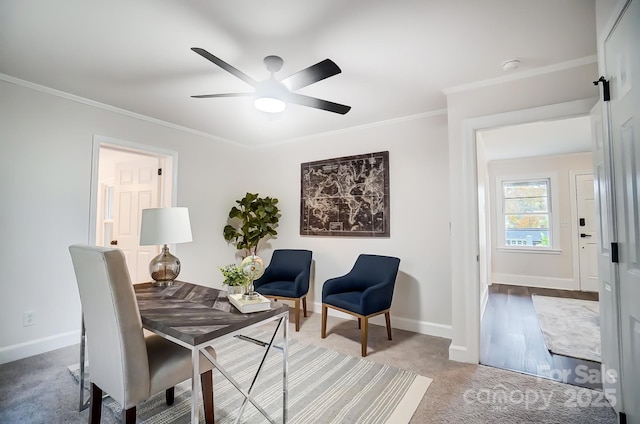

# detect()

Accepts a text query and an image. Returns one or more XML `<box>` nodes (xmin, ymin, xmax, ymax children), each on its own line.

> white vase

<box><xmin>227</xmin><ymin>285</ymin><xmax>244</xmax><ymax>295</ymax></box>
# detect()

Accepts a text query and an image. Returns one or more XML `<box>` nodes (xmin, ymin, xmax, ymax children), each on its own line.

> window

<box><xmin>502</xmin><ymin>179</ymin><xmax>551</xmax><ymax>248</ymax></box>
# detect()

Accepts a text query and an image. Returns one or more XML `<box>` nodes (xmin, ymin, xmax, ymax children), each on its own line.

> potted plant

<box><xmin>223</xmin><ymin>192</ymin><xmax>280</xmax><ymax>257</ymax></box>
<box><xmin>218</xmin><ymin>264</ymin><xmax>249</xmax><ymax>294</ymax></box>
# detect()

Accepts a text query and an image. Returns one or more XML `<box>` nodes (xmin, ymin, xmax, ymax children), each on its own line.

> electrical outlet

<box><xmin>23</xmin><ymin>311</ymin><xmax>35</xmax><ymax>327</ymax></box>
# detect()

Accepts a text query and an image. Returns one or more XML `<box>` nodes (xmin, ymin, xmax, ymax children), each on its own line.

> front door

<box><xmin>576</xmin><ymin>173</ymin><xmax>598</xmax><ymax>292</ymax></box>
<box><xmin>605</xmin><ymin>0</ymin><xmax>640</xmax><ymax>420</ymax></box>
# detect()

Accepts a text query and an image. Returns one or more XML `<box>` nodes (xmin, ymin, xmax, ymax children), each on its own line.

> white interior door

<box><xmin>576</xmin><ymin>173</ymin><xmax>599</xmax><ymax>292</ymax></box>
<box><xmin>113</xmin><ymin>158</ymin><xmax>160</xmax><ymax>283</ymax></box>
<box><xmin>591</xmin><ymin>101</ymin><xmax>622</xmax><ymax>412</ymax></box>
<box><xmin>605</xmin><ymin>0</ymin><xmax>640</xmax><ymax>421</ymax></box>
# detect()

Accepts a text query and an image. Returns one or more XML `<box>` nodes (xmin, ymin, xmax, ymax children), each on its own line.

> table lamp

<box><xmin>140</xmin><ymin>207</ymin><xmax>193</xmax><ymax>286</ymax></box>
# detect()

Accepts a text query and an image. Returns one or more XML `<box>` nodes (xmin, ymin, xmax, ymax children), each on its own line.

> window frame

<box><xmin>495</xmin><ymin>173</ymin><xmax>561</xmax><ymax>253</ymax></box>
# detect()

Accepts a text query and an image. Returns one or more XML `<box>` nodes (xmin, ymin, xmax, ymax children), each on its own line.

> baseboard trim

<box><xmin>311</xmin><ymin>301</ymin><xmax>452</xmax><ymax>340</ymax></box>
<box><xmin>0</xmin><ymin>330</ymin><xmax>80</xmax><ymax>365</ymax></box>
<box><xmin>382</xmin><ymin>315</ymin><xmax>452</xmax><ymax>339</ymax></box>
<box><xmin>492</xmin><ymin>273</ymin><xmax>578</xmax><ymax>291</ymax></box>
<box><xmin>448</xmin><ymin>344</ymin><xmax>471</xmax><ymax>363</ymax></box>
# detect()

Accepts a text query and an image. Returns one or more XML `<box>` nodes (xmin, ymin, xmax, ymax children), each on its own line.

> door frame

<box><xmin>88</xmin><ymin>134</ymin><xmax>179</xmax><ymax>245</ymax></box>
<box><xmin>451</xmin><ymin>97</ymin><xmax>597</xmax><ymax>363</ymax></box>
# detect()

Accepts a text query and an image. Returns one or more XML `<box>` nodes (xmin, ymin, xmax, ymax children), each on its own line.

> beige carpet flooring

<box><xmin>0</xmin><ymin>308</ymin><xmax>618</xmax><ymax>423</ymax></box>
<box><xmin>282</xmin><ymin>309</ymin><xmax>617</xmax><ymax>424</ymax></box>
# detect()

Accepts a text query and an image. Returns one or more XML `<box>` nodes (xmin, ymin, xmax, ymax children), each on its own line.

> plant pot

<box><xmin>227</xmin><ymin>285</ymin><xmax>244</xmax><ymax>295</ymax></box>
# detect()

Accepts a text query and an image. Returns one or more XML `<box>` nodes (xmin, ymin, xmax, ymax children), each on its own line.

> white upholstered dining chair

<box><xmin>69</xmin><ymin>245</ymin><xmax>215</xmax><ymax>424</ymax></box>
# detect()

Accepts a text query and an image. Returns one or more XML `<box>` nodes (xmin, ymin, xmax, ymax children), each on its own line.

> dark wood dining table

<box><xmin>134</xmin><ymin>281</ymin><xmax>290</xmax><ymax>424</ymax></box>
<box><xmin>135</xmin><ymin>281</ymin><xmax>290</xmax><ymax>424</ymax></box>
<box><xmin>79</xmin><ymin>280</ymin><xmax>290</xmax><ymax>424</ymax></box>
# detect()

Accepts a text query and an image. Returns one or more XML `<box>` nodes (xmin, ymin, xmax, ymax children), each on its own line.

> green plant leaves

<box><xmin>222</xmin><ymin>192</ymin><xmax>280</xmax><ymax>255</ymax></box>
<box><xmin>218</xmin><ymin>264</ymin><xmax>249</xmax><ymax>286</ymax></box>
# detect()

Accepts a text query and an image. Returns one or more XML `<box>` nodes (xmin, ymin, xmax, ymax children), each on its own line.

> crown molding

<box><xmin>0</xmin><ymin>73</ymin><xmax>242</xmax><ymax>147</ymax></box>
<box><xmin>443</xmin><ymin>55</ymin><xmax>598</xmax><ymax>95</ymax></box>
<box><xmin>2</xmin><ymin>72</ymin><xmax>448</xmax><ymax>149</ymax></box>
<box><xmin>262</xmin><ymin>109</ymin><xmax>448</xmax><ymax>148</ymax></box>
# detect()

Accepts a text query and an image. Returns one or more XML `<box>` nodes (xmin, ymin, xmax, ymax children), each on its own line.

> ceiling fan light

<box><xmin>254</xmin><ymin>96</ymin><xmax>286</xmax><ymax>113</ymax></box>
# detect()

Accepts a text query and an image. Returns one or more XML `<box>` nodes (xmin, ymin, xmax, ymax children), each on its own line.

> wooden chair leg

<box><xmin>385</xmin><ymin>311</ymin><xmax>392</xmax><ymax>340</ymax></box>
<box><xmin>294</xmin><ymin>298</ymin><xmax>300</xmax><ymax>332</ymax></box>
<box><xmin>361</xmin><ymin>317</ymin><xmax>368</xmax><ymax>357</ymax></box>
<box><xmin>358</xmin><ymin>317</ymin><xmax>361</xmax><ymax>329</ymax></box>
<box><xmin>321</xmin><ymin>304</ymin><xmax>328</xmax><ymax>338</ymax></box>
<box><xmin>302</xmin><ymin>296</ymin><xmax>307</xmax><ymax>317</ymax></box>
<box><xmin>123</xmin><ymin>407</ymin><xmax>136</xmax><ymax>424</ymax></box>
<box><xmin>166</xmin><ymin>387</ymin><xmax>175</xmax><ymax>405</ymax></box>
<box><xmin>201</xmin><ymin>370</ymin><xmax>214</xmax><ymax>424</ymax></box>
<box><xmin>89</xmin><ymin>383</ymin><xmax>102</xmax><ymax>424</ymax></box>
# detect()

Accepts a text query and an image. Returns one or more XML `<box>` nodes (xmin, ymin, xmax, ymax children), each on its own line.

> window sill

<box><xmin>496</xmin><ymin>247</ymin><xmax>562</xmax><ymax>255</ymax></box>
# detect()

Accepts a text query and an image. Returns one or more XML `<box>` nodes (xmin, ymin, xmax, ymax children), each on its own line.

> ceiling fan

<box><xmin>190</xmin><ymin>47</ymin><xmax>351</xmax><ymax>115</ymax></box>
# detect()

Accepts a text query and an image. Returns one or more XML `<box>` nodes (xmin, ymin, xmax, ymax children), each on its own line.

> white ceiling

<box><xmin>0</xmin><ymin>0</ymin><xmax>597</xmax><ymax>147</ymax></box>
<box><xmin>478</xmin><ymin>116</ymin><xmax>593</xmax><ymax>161</ymax></box>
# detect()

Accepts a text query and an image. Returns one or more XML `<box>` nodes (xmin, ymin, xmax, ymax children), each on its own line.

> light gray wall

<box><xmin>446</xmin><ymin>61</ymin><xmax>600</xmax><ymax>361</ymax></box>
<box><xmin>0</xmin><ymin>79</ymin><xmax>452</xmax><ymax>362</ymax></box>
<box><xmin>250</xmin><ymin>114</ymin><xmax>452</xmax><ymax>333</ymax></box>
<box><xmin>488</xmin><ymin>152</ymin><xmax>593</xmax><ymax>289</ymax></box>
<box><xmin>0</xmin><ymin>79</ymin><xmax>246</xmax><ymax>362</ymax></box>
<box><xmin>0</xmin><ymin>57</ymin><xmax>602</xmax><ymax>365</ymax></box>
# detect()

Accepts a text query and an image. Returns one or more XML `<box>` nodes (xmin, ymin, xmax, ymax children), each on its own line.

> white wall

<box><xmin>0</xmin><ymin>79</ymin><xmax>453</xmax><ymax>363</ymax></box>
<box><xmin>246</xmin><ymin>114</ymin><xmax>452</xmax><ymax>336</ymax></box>
<box><xmin>488</xmin><ymin>152</ymin><xmax>593</xmax><ymax>290</ymax></box>
<box><xmin>0</xmin><ymin>79</ymin><xmax>247</xmax><ymax>363</ymax></box>
<box><xmin>446</xmin><ymin>61</ymin><xmax>600</xmax><ymax>362</ymax></box>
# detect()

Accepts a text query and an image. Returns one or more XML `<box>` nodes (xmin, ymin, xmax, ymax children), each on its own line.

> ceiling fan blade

<box><xmin>191</xmin><ymin>93</ymin><xmax>254</xmax><ymax>98</ymax></box>
<box><xmin>191</xmin><ymin>48</ymin><xmax>258</xmax><ymax>87</ymax></box>
<box><xmin>281</xmin><ymin>59</ymin><xmax>341</xmax><ymax>91</ymax></box>
<box><xmin>288</xmin><ymin>93</ymin><xmax>351</xmax><ymax>115</ymax></box>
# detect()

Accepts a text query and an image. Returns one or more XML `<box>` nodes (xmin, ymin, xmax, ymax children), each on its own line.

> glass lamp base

<box><xmin>242</xmin><ymin>281</ymin><xmax>259</xmax><ymax>300</ymax></box>
<box><xmin>149</xmin><ymin>245</ymin><xmax>181</xmax><ymax>286</ymax></box>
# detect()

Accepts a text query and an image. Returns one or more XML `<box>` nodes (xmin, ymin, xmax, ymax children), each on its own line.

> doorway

<box><xmin>89</xmin><ymin>136</ymin><xmax>177</xmax><ymax>283</ymax></box>
<box><xmin>475</xmin><ymin>116</ymin><xmax>602</xmax><ymax>387</ymax></box>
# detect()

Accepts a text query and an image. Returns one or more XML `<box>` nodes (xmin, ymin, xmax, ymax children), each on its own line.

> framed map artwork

<box><xmin>300</xmin><ymin>151</ymin><xmax>390</xmax><ymax>237</ymax></box>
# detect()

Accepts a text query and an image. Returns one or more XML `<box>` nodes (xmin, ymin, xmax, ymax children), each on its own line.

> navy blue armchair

<box><xmin>321</xmin><ymin>254</ymin><xmax>400</xmax><ymax>357</ymax></box>
<box><xmin>253</xmin><ymin>249</ymin><xmax>313</xmax><ymax>331</ymax></box>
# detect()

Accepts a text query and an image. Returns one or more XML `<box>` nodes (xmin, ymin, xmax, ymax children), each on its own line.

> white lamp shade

<box><xmin>254</xmin><ymin>80</ymin><xmax>288</xmax><ymax>113</ymax></box>
<box><xmin>254</xmin><ymin>96</ymin><xmax>286</xmax><ymax>113</ymax></box>
<box><xmin>140</xmin><ymin>207</ymin><xmax>193</xmax><ymax>245</ymax></box>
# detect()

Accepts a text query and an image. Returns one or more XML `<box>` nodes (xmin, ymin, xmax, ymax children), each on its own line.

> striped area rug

<box><xmin>68</xmin><ymin>329</ymin><xmax>431</xmax><ymax>423</ymax></box>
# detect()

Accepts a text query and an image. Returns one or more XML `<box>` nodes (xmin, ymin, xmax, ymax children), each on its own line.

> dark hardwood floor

<box><xmin>481</xmin><ymin>284</ymin><xmax>602</xmax><ymax>390</ymax></box>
